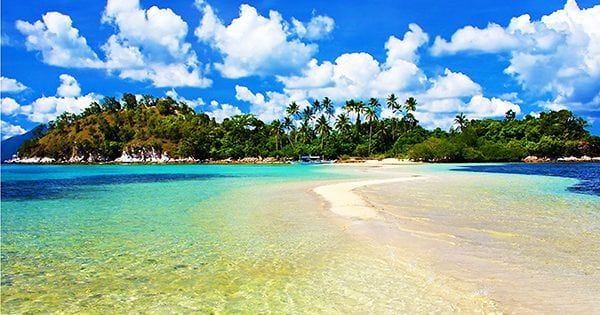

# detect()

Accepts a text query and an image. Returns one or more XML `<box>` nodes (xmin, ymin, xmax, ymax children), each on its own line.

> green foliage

<box><xmin>17</xmin><ymin>94</ymin><xmax>598</xmax><ymax>162</ymax></box>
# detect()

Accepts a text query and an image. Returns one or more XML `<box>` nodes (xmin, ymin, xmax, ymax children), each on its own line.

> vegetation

<box><xmin>17</xmin><ymin>93</ymin><xmax>600</xmax><ymax>162</ymax></box>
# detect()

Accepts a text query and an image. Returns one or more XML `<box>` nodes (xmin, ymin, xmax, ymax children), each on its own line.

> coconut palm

<box><xmin>344</xmin><ymin>99</ymin><xmax>365</xmax><ymax>132</ymax></box>
<box><xmin>312</xmin><ymin>99</ymin><xmax>321</xmax><ymax>114</ymax></box>
<box><xmin>301</xmin><ymin>106</ymin><xmax>314</xmax><ymax>123</ymax></box>
<box><xmin>322</xmin><ymin>97</ymin><xmax>334</xmax><ymax>117</ymax></box>
<box><xmin>282</xmin><ymin>116</ymin><xmax>295</xmax><ymax>148</ymax></box>
<box><xmin>270</xmin><ymin>119</ymin><xmax>283</xmax><ymax>151</ymax></box>
<box><xmin>335</xmin><ymin>113</ymin><xmax>351</xmax><ymax>135</ymax></box>
<box><xmin>404</xmin><ymin>97</ymin><xmax>417</xmax><ymax>113</ymax></box>
<box><xmin>286</xmin><ymin>102</ymin><xmax>300</xmax><ymax>119</ymax></box>
<box><xmin>387</xmin><ymin>93</ymin><xmax>400</xmax><ymax>137</ymax></box>
<box><xmin>454</xmin><ymin>112</ymin><xmax>467</xmax><ymax>132</ymax></box>
<box><xmin>366</xmin><ymin>98</ymin><xmax>380</xmax><ymax>155</ymax></box>
<box><xmin>315</xmin><ymin>114</ymin><xmax>331</xmax><ymax>150</ymax></box>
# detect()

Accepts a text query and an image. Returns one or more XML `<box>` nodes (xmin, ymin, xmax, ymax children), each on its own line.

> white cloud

<box><xmin>16</xmin><ymin>12</ymin><xmax>103</xmax><ymax>68</ymax></box>
<box><xmin>2</xmin><ymin>75</ymin><xmax>100</xmax><ymax>123</ymax></box>
<box><xmin>431</xmin><ymin>0</ymin><xmax>600</xmax><ymax>112</ymax></box>
<box><xmin>277</xmin><ymin>24</ymin><xmax>430</xmax><ymax>102</ymax></box>
<box><xmin>195</xmin><ymin>2</ymin><xmax>317</xmax><ymax>78</ymax></box>
<box><xmin>1</xmin><ymin>120</ymin><xmax>26</xmax><ymax>140</ymax></box>
<box><xmin>1</xmin><ymin>98</ymin><xmax>21</xmax><ymax>116</ymax></box>
<box><xmin>235</xmin><ymin>85</ymin><xmax>289</xmax><ymax>122</ymax></box>
<box><xmin>203</xmin><ymin>100</ymin><xmax>242</xmax><ymax>122</ymax></box>
<box><xmin>1</xmin><ymin>77</ymin><xmax>28</xmax><ymax>93</ymax></box>
<box><xmin>424</xmin><ymin>68</ymin><xmax>481</xmax><ymax>99</ymax></box>
<box><xmin>292</xmin><ymin>14</ymin><xmax>335</xmax><ymax>40</ymax></box>
<box><xmin>430</xmin><ymin>23</ymin><xmax>520</xmax><ymax>56</ymax></box>
<box><xmin>56</xmin><ymin>74</ymin><xmax>81</xmax><ymax>97</ymax></box>
<box><xmin>102</xmin><ymin>0</ymin><xmax>211</xmax><ymax>88</ymax></box>
<box><xmin>385</xmin><ymin>23</ymin><xmax>429</xmax><ymax>64</ymax></box>
<box><xmin>165</xmin><ymin>89</ymin><xmax>205</xmax><ymax>108</ymax></box>
<box><xmin>23</xmin><ymin>94</ymin><xmax>99</xmax><ymax>123</ymax></box>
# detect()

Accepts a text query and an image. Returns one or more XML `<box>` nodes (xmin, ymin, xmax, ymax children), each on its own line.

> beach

<box><xmin>314</xmin><ymin>162</ymin><xmax>600</xmax><ymax>313</ymax></box>
<box><xmin>1</xmin><ymin>163</ymin><xmax>599</xmax><ymax>313</ymax></box>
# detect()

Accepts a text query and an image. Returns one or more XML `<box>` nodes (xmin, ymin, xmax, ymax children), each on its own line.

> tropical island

<box><xmin>10</xmin><ymin>93</ymin><xmax>599</xmax><ymax>164</ymax></box>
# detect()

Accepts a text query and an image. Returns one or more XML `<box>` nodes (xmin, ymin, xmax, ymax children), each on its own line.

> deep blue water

<box><xmin>453</xmin><ymin>162</ymin><xmax>600</xmax><ymax>196</ymax></box>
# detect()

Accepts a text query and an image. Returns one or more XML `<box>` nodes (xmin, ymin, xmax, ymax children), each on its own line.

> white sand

<box><xmin>313</xmin><ymin>176</ymin><xmax>423</xmax><ymax>219</ymax></box>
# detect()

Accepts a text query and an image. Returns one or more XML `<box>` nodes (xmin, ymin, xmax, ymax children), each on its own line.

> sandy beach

<box><xmin>313</xmin><ymin>162</ymin><xmax>600</xmax><ymax>313</ymax></box>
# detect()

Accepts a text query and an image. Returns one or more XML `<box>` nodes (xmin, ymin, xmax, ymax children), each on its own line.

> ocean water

<box><xmin>452</xmin><ymin>162</ymin><xmax>600</xmax><ymax>196</ymax></box>
<box><xmin>1</xmin><ymin>163</ymin><xmax>598</xmax><ymax>312</ymax></box>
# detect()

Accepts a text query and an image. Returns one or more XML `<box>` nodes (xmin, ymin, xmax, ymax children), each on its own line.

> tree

<box><xmin>404</xmin><ymin>97</ymin><xmax>417</xmax><ymax>113</ymax></box>
<box><xmin>505</xmin><ymin>109</ymin><xmax>516</xmax><ymax>122</ymax></box>
<box><xmin>122</xmin><ymin>93</ymin><xmax>138</xmax><ymax>111</ymax></box>
<box><xmin>386</xmin><ymin>93</ymin><xmax>401</xmax><ymax>137</ymax></box>
<box><xmin>286</xmin><ymin>102</ymin><xmax>300</xmax><ymax>119</ymax></box>
<box><xmin>335</xmin><ymin>113</ymin><xmax>351</xmax><ymax>135</ymax></box>
<box><xmin>344</xmin><ymin>99</ymin><xmax>365</xmax><ymax>133</ymax></box>
<box><xmin>315</xmin><ymin>114</ymin><xmax>331</xmax><ymax>150</ymax></box>
<box><xmin>455</xmin><ymin>112</ymin><xmax>467</xmax><ymax>132</ymax></box>
<box><xmin>322</xmin><ymin>97</ymin><xmax>334</xmax><ymax>117</ymax></box>
<box><xmin>366</xmin><ymin>98</ymin><xmax>381</xmax><ymax>155</ymax></box>
<box><xmin>270</xmin><ymin>120</ymin><xmax>283</xmax><ymax>151</ymax></box>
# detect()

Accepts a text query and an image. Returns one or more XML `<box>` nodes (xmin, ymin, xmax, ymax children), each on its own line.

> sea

<box><xmin>1</xmin><ymin>163</ymin><xmax>598</xmax><ymax>312</ymax></box>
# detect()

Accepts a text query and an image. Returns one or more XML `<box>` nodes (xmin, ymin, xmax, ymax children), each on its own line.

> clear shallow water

<box><xmin>1</xmin><ymin>163</ymin><xmax>598</xmax><ymax>313</ymax></box>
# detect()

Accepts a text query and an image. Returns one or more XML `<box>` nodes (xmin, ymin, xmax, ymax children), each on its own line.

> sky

<box><xmin>1</xmin><ymin>0</ymin><xmax>599</xmax><ymax>139</ymax></box>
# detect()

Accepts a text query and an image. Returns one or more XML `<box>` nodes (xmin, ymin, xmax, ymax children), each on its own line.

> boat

<box><xmin>296</xmin><ymin>155</ymin><xmax>335</xmax><ymax>165</ymax></box>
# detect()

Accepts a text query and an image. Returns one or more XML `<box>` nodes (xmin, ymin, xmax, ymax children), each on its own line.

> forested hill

<box><xmin>15</xmin><ymin>94</ymin><xmax>600</xmax><ymax>162</ymax></box>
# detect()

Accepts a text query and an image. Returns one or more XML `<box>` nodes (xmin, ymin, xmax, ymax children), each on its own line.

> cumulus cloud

<box><xmin>102</xmin><ymin>0</ymin><xmax>211</xmax><ymax>87</ymax></box>
<box><xmin>430</xmin><ymin>23</ymin><xmax>520</xmax><ymax>55</ymax></box>
<box><xmin>195</xmin><ymin>2</ymin><xmax>318</xmax><ymax>78</ymax></box>
<box><xmin>277</xmin><ymin>24</ymin><xmax>429</xmax><ymax>101</ymax></box>
<box><xmin>1</xmin><ymin>77</ymin><xmax>28</xmax><ymax>93</ymax></box>
<box><xmin>235</xmin><ymin>85</ymin><xmax>292</xmax><ymax>122</ymax></box>
<box><xmin>385</xmin><ymin>23</ymin><xmax>429</xmax><ymax>64</ymax></box>
<box><xmin>1</xmin><ymin>97</ymin><xmax>21</xmax><ymax>115</ymax></box>
<box><xmin>1</xmin><ymin>120</ymin><xmax>26</xmax><ymax>140</ymax></box>
<box><xmin>3</xmin><ymin>74</ymin><xmax>100</xmax><ymax>123</ymax></box>
<box><xmin>291</xmin><ymin>14</ymin><xmax>335</xmax><ymax>40</ymax></box>
<box><xmin>431</xmin><ymin>0</ymin><xmax>600</xmax><ymax>112</ymax></box>
<box><xmin>165</xmin><ymin>89</ymin><xmax>205</xmax><ymax>108</ymax></box>
<box><xmin>202</xmin><ymin>100</ymin><xmax>242</xmax><ymax>122</ymax></box>
<box><xmin>424</xmin><ymin>68</ymin><xmax>481</xmax><ymax>99</ymax></box>
<box><xmin>56</xmin><ymin>74</ymin><xmax>81</xmax><ymax>97</ymax></box>
<box><xmin>16</xmin><ymin>12</ymin><xmax>103</xmax><ymax>68</ymax></box>
<box><xmin>267</xmin><ymin>23</ymin><xmax>520</xmax><ymax>129</ymax></box>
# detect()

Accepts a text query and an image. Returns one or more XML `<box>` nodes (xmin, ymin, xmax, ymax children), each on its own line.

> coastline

<box><xmin>3</xmin><ymin>155</ymin><xmax>600</xmax><ymax>165</ymax></box>
<box><xmin>311</xmin><ymin>163</ymin><xmax>600</xmax><ymax>313</ymax></box>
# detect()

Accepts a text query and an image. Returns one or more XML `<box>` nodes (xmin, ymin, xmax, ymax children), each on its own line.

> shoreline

<box><xmin>313</xmin><ymin>175</ymin><xmax>424</xmax><ymax>219</ymax></box>
<box><xmin>3</xmin><ymin>156</ymin><xmax>600</xmax><ymax>165</ymax></box>
<box><xmin>310</xmin><ymin>164</ymin><xmax>600</xmax><ymax>313</ymax></box>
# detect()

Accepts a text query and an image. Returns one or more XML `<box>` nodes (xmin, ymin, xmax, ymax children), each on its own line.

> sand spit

<box><xmin>313</xmin><ymin>175</ymin><xmax>424</xmax><ymax>219</ymax></box>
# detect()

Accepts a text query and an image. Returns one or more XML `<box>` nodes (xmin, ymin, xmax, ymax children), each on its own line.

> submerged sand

<box><xmin>313</xmin><ymin>163</ymin><xmax>600</xmax><ymax>313</ymax></box>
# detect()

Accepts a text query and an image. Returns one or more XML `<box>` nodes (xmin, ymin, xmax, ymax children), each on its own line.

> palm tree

<box><xmin>322</xmin><ymin>97</ymin><xmax>334</xmax><ymax>117</ymax></box>
<box><xmin>344</xmin><ymin>99</ymin><xmax>365</xmax><ymax>132</ymax></box>
<box><xmin>366</xmin><ymin>98</ymin><xmax>380</xmax><ymax>155</ymax></box>
<box><xmin>301</xmin><ymin>106</ymin><xmax>314</xmax><ymax>123</ymax></box>
<box><xmin>454</xmin><ymin>112</ymin><xmax>467</xmax><ymax>132</ymax></box>
<box><xmin>282</xmin><ymin>116</ymin><xmax>295</xmax><ymax>148</ymax></box>
<box><xmin>335</xmin><ymin>113</ymin><xmax>351</xmax><ymax>135</ymax></box>
<box><xmin>315</xmin><ymin>114</ymin><xmax>331</xmax><ymax>150</ymax></box>
<box><xmin>404</xmin><ymin>97</ymin><xmax>417</xmax><ymax>113</ymax></box>
<box><xmin>386</xmin><ymin>93</ymin><xmax>400</xmax><ymax>137</ymax></box>
<box><xmin>270</xmin><ymin>119</ymin><xmax>283</xmax><ymax>151</ymax></box>
<box><xmin>286</xmin><ymin>102</ymin><xmax>300</xmax><ymax>119</ymax></box>
<box><xmin>312</xmin><ymin>99</ymin><xmax>321</xmax><ymax>114</ymax></box>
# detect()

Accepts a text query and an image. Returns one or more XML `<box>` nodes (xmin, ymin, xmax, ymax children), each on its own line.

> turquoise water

<box><xmin>2</xmin><ymin>163</ymin><xmax>598</xmax><ymax>313</ymax></box>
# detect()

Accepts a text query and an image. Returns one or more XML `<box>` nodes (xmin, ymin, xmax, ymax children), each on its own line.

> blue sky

<box><xmin>1</xmin><ymin>0</ymin><xmax>599</xmax><ymax>139</ymax></box>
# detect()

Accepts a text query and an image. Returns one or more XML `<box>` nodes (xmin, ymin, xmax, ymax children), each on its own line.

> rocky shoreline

<box><xmin>4</xmin><ymin>154</ymin><xmax>600</xmax><ymax>165</ymax></box>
